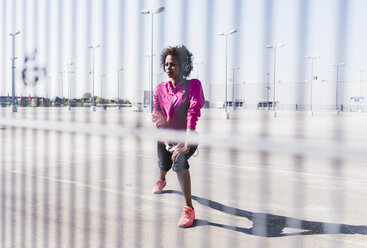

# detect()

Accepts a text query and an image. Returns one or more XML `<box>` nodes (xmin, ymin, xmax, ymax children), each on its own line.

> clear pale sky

<box><xmin>1</xmin><ymin>0</ymin><xmax>367</xmax><ymax>105</ymax></box>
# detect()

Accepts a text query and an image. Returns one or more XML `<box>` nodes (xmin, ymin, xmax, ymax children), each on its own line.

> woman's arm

<box><xmin>153</xmin><ymin>85</ymin><xmax>167</xmax><ymax>128</ymax></box>
<box><xmin>186</xmin><ymin>79</ymin><xmax>205</xmax><ymax>130</ymax></box>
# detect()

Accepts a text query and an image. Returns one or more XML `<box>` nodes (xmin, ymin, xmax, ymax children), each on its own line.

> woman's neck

<box><xmin>171</xmin><ymin>76</ymin><xmax>184</xmax><ymax>88</ymax></box>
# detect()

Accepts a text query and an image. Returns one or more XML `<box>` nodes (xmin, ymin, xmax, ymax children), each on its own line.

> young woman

<box><xmin>152</xmin><ymin>45</ymin><xmax>205</xmax><ymax>228</ymax></box>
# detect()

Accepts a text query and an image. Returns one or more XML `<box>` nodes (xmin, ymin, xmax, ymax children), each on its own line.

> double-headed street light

<box><xmin>331</xmin><ymin>62</ymin><xmax>345</xmax><ymax>113</ymax></box>
<box><xmin>88</xmin><ymin>44</ymin><xmax>101</xmax><ymax>112</ymax></box>
<box><xmin>10</xmin><ymin>31</ymin><xmax>20</xmax><ymax>112</ymax></box>
<box><xmin>231</xmin><ymin>66</ymin><xmax>240</xmax><ymax>111</ymax></box>
<box><xmin>217</xmin><ymin>29</ymin><xmax>238</xmax><ymax>119</ymax></box>
<box><xmin>266</xmin><ymin>43</ymin><xmax>284</xmax><ymax>117</ymax></box>
<box><xmin>141</xmin><ymin>6</ymin><xmax>165</xmax><ymax>117</ymax></box>
<box><xmin>305</xmin><ymin>55</ymin><xmax>321</xmax><ymax>115</ymax></box>
<box><xmin>116</xmin><ymin>67</ymin><xmax>123</xmax><ymax>109</ymax></box>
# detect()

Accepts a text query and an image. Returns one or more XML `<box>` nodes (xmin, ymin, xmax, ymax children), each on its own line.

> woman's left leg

<box><xmin>176</xmin><ymin>169</ymin><xmax>192</xmax><ymax>208</ymax></box>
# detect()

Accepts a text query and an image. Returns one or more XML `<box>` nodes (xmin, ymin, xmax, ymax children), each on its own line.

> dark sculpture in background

<box><xmin>22</xmin><ymin>49</ymin><xmax>47</xmax><ymax>87</ymax></box>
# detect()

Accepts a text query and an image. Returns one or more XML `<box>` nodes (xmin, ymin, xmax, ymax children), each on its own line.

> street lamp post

<box><xmin>66</xmin><ymin>62</ymin><xmax>74</xmax><ymax>110</ymax></box>
<box><xmin>305</xmin><ymin>55</ymin><xmax>320</xmax><ymax>115</ymax></box>
<box><xmin>116</xmin><ymin>68</ymin><xmax>123</xmax><ymax>109</ymax></box>
<box><xmin>10</xmin><ymin>31</ymin><xmax>20</xmax><ymax>112</ymax></box>
<box><xmin>194</xmin><ymin>61</ymin><xmax>204</xmax><ymax>78</ymax></box>
<box><xmin>231</xmin><ymin>66</ymin><xmax>240</xmax><ymax>111</ymax></box>
<box><xmin>88</xmin><ymin>44</ymin><xmax>100</xmax><ymax>112</ymax></box>
<box><xmin>217</xmin><ymin>29</ymin><xmax>238</xmax><ymax>119</ymax></box>
<box><xmin>331</xmin><ymin>62</ymin><xmax>345</xmax><ymax>113</ymax></box>
<box><xmin>266</xmin><ymin>43</ymin><xmax>284</xmax><ymax>117</ymax></box>
<box><xmin>141</xmin><ymin>6</ymin><xmax>165</xmax><ymax>118</ymax></box>
<box><xmin>145</xmin><ymin>53</ymin><xmax>156</xmax><ymax>113</ymax></box>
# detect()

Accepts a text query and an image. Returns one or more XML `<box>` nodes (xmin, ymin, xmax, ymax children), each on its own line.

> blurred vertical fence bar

<box><xmin>1</xmin><ymin>107</ymin><xmax>6</xmax><ymax>246</ymax></box>
<box><xmin>56</xmin><ymin>1</ymin><xmax>64</xmax><ymax>247</ymax></box>
<box><xmin>98</xmin><ymin>1</ymin><xmax>108</xmax><ymax>247</ymax></box>
<box><xmin>83</xmin><ymin>2</ymin><xmax>92</xmax><ymax>248</ymax></box>
<box><xmin>32</xmin><ymin>0</ymin><xmax>40</xmax><ymax>246</ymax></box>
<box><xmin>255</xmin><ymin>1</ymin><xmax>274</xmax><ymax>246</ymax></box>
<box><xmin>10</xmin><ymin>1</ymin><xmax>16</xmax><ymax>247</ymax></box>
<box><xmin>115</xmin><ymin>1</ymin><xmax>126</xmax><ymax>247</ymax></box>
<box><xmin>43</xmin><ymin>0</ymin><xmax>51</xmax><ymax>247</ymax></box>
<box><xmin>199</xmin><ymin>2</ymin><xmax>214</xmax><ymax>248</ymax></box>
<box><xmin>228</xmin><ymin>0</ymin><xmax>242</xmax><ymax>247</ymax></box>
<box><xmin>1</xmin><ymin>0</ymin><xmax>6</xmax><ymax>97</ymax></box>
<box><xmin>134</xmin><ymin>1</ymin><xmax>144</xmax><ymax>247</ymax></box>
<box><xmin>68</xmin><ymin>0</ymin><xmax>78</xmax><ymax>245</ymax></box>
<box><xmin>288</xmin><ymin>1</ymin><xmax>309</xmax><ymax>248</ymax></box>
<box><xmin>325</xmin><ymin>1</ymin><xmax>349</xmax><ymax>247</ymax></box>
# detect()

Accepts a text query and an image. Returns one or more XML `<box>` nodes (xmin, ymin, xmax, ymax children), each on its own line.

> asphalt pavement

<box><xmin>0</xmin><ymin>107</ymin><xmax>366</xmax><ymax>247</ymax></box>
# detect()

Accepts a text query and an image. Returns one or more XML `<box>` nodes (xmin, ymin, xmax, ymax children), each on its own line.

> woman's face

<box><xmin>164</xmin><ymin>55</ymin><xmax>180</xmax><ymax>80</ymax></box>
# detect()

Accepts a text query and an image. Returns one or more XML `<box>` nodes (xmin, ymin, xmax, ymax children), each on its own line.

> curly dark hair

<box><xmin>160</xmin><ymin>45</ymin><xmax>193</xmax><ymax>78</ymax></box>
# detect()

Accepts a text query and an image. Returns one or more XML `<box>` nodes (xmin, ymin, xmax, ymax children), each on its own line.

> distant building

<box><xmin>132</xmin><ymin>90</ymin><xmax>150</xmax><ymax>111</ymax></box>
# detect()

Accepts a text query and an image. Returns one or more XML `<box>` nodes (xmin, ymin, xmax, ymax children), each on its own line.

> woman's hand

<box><xmin>170</xmin><ymin>143</ymin><xmax>190</xmax><ymax>163</ymax></box>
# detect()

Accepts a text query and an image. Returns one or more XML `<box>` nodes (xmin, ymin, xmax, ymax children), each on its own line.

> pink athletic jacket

<box><xmin>153</xmin><ymin>79</ymin><xmax>205</xmax><ymax>130</ymax></box>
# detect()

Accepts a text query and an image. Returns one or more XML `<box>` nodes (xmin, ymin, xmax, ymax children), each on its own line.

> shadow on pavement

<box><xmin>163</xmin><ymin>190</ymin><xmax>367</xmax><ymax>237</ymax></box>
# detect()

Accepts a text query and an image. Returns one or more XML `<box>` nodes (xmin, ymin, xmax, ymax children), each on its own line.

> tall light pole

<box><xmin>217</xmin><ymin>29</ymin><xmax>238</xmax><ymax>119</ymax></box>
<box><xmin>305</xmin><ymin>55</ymin><xmax>320</xmax><ymax>115</ymax></box>
<box><xmin>10</xmin><ymin>31</ymin><xmax>20</xmax><ymax>112</ymax></box>
<box><xmin>116</xmin><ymin>67</ymin><xmax>123</xmax><ymax>109</ymax></box>
<box><xmin>66</xmin><ymin>62</ymin><xmax>74</xmax><ymax>110</ymax></box>
<box><xmin>144</xmin><ymin>53</ymin><xmax>156</xmax><ymax>111</ymax></box>
<box><xmin>266</xmin><ymin>43</ymin><xmax>284</xmax><ymax>117</ymax></box>
<box><xmin>88</xmin><ymin>44</ymin><xmax>100</xmax><ymax>112</ymax></box>
<box><xmin>331</xmin><ymin>62</ymin><xmax>345</xmax><ymax>113</ymax></box>
<box><xmin>194</xmin><ymin>61</ymin><xmax>204</xmax><ymax>78</ymax></box>
<box><xmin>231</xmin><ymin>66</ymin><xmax>240</xmax><ymax>111</ymax></box>
<box><xmin>100</xmin><ymin>74</ymin><xmax>106</xmax><ymax>108</ymax></box>
<box><xmin>141</xmin><ymin>6</ymin><xmax>165</xmax><ymax>117</ymax></box>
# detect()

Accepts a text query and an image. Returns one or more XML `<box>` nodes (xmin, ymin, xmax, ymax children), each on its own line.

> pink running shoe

<box><xmin>178</xmin><ymin>206</ymin><xmax>195</xmax><ymax>228</ymax></box>
<box><xmin>152</xmin><ymin>179</ymin><xmax>166</xmax><ymax>194</ymax></box>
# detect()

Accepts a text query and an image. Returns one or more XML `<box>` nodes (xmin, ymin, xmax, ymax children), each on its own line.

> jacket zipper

<box><xmin>168</xmin><ymin>87</ymin><xmax>177</xmax><ymax>128</ymax></box>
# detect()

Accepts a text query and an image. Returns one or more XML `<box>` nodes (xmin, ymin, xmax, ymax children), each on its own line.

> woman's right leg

<box><xmin>176</xmin><ymin>169</ymin><xmax>192</xmax><ymax>208</ymax></box>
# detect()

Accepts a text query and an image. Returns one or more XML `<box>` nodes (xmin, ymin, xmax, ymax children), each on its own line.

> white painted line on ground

<box><xmin>8</xmin><ymin>169</ymin><xmax>181</xmax><ymax>208</ymax></box>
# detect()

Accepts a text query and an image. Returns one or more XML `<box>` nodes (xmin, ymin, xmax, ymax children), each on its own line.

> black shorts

<box><xmin>157</xmin><ymin>141</ymin><xmax>198</xmax><ymax>172</ymax></box>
